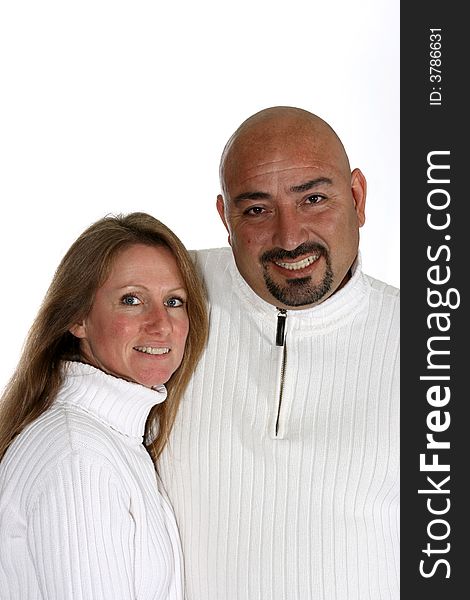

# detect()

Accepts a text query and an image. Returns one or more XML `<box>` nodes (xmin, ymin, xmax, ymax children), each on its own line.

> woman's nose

<box><xmin>145</xmin><ymin>305</ymin><xmax>172</xmax><ymax>335</ymax></box>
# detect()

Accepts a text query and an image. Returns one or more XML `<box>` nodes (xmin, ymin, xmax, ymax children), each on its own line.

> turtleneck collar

<box><xmin>228</xmin><ymin>251</ymin><xmax>370</xmax><ymax>333</ymax></box>
<box><xmin>57</xmin><ymin>361</ymin><xmax>167</xmax><ymax>441</ymax></box>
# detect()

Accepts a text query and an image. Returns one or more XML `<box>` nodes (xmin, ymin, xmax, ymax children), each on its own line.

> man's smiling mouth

<box><xmin>273</xmin><ymin>252</ymin><xmax>320</xmax><ymax>271</ymax></box>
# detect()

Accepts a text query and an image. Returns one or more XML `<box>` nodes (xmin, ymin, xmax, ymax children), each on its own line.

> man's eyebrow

<box><xmin>232</xmin><ymin>191</ymin><xmax>271</xmax><ymax>204</ymax></box>
<box><xmin>290</xmin><ymin>177</ymin><xmax>333</xmax><ymax>193</ymax></box>
<box><xmin>231</xmin><ymin>177</ymin><xmax>333</xmax><ymax>203</ymax></box>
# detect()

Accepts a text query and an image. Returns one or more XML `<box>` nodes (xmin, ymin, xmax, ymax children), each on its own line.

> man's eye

<box><xmin>306</xmin><ymin>194</ymin><xmax>324</xmax><ymax>204</ymax></box>
<box><xmin>165</xmin><ymin>297</ymin><xmax>185</xmax><ymax>308</ymax></box>
<box><xmin>244</xmin><ymin>206</ymin><xmax>265</xmax><ymax>216</ymax></box>
<box><xmin>121</xmin><ymin>295</ymin><xmax>141</xmax><ymax>306</ymax></box>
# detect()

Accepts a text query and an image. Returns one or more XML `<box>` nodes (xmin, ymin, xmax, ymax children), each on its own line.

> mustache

<box><xmin>261</xmin><ymin>242</ymin><xmax>326</xmax><ymax>264</ymax></box>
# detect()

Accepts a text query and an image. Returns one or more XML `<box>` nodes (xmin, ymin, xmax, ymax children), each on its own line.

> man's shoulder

<box><xmin>188</xmin><ymin>247</ymin><xmax>234</xmax><ymax>301</ymax></box>
<box><xmin>363</xmin><ymin>273</ymin><xmax>399</xmax><ymax>298</ymax></box>
<box><xmin>189</xmin><ymin>246</ymin><xmax>232</xmax><ymax>261</ymax></box>
<box><xmin>189</xmin><ymin>247</ymin><xmax>234</xmax><ymax>280</ymax></box>
<box><xmin>363</xmin><ymin>273</ymin><xmax>400</xmax><ymax>319</ymax></box>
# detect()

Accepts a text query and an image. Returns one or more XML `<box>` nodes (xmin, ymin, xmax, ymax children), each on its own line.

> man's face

<box><xmin>217</xmin><ymin>133</ymin><xmax>366</xmax><ymax>309</ymax></box>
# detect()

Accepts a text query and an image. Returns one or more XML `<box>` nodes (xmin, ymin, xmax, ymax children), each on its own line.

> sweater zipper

<box><xmin>275</xmin><ymin>309</ymin><xmax>287</xmax><ymax>437</ymax></box>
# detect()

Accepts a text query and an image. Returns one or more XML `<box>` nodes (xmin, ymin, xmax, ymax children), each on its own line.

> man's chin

<box><xmin>263</xmin><ymin>271</ymin><xmax>333</xmax><ymax>308</ymax></box>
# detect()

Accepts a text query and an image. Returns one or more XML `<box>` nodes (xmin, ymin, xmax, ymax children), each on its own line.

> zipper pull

<box><xmin>276</xmin><ymin>309</ymin><xmax>287</xmax><ymax>346</ymax></box>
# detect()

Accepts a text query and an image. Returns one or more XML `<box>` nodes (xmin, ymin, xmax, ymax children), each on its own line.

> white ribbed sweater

<box><xmin>0</xmin><ymin>362</ymin><xmax>184</xmax><ymax>600</ymax></box>
<box><xmin>158</xmin><ymin>248</ymin><xmax>400</xmax><ymax>600</ymax></box>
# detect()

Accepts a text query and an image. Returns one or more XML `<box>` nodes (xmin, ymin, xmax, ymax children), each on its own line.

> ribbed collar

<box><xmin>57</xmin><ymin>361</ymin><xmax>167</xmax><ymax>441</ymax></box>
<box><xmin>228</xmin><ymin>251</ymin><xmax>370</xmax><ymax>333</ymax></box>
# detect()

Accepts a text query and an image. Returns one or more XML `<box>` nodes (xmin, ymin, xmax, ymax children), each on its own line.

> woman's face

<box><xmin>70</xmin><ymin>243</ymin><xmax>190</xmax><ymax>388</ymax></box>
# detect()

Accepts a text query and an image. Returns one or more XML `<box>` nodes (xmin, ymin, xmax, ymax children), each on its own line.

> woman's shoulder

<box><xmin>0</xmin><ymin>403</ymin><xmax>126</xmax><ymax>507</ymax></box>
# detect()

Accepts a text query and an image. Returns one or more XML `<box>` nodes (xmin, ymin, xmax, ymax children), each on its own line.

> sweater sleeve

<box><xmin>27</xmin><ymin>452</ymin><xmax>136</xmax><ymax>600</ymax></box>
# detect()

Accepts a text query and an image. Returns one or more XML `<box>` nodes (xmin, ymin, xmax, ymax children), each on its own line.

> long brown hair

<box><xmin>0</xmin><ymin>212</ymin><xmax>208</xmax><ymax>461</ymax></box>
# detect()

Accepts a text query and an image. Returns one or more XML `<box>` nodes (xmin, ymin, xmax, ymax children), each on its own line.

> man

<box><xmin>158</xmin><ymin>106</ymin><xmax>399</xmax><ymax>600</ymax></box>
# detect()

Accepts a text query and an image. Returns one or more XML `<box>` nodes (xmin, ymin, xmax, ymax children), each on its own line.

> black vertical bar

<box><xmin>276</xmin><ymin>309</ymin><xmax>287</xmax><ymax>346</ymax></box>
<box><xmin>401</xmin><ymin>3</ymin><xmax>466</xmax><ymax>597</ymax></box>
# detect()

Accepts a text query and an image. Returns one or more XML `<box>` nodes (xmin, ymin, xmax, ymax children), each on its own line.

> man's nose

<box><xmin>272</xmin><ymin>207</ymin><xmax>309</xmax><ymax>251</ymax></box>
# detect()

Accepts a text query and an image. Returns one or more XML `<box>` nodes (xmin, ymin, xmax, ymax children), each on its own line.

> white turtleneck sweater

<box><xmin>158</xmin><ymin>247</ymin><xmax>400</xmax><ymax>600</ymax></box>
<box><xmin>0</xmin><ymin>362</ymin><xmax>184</xmax><ymax>600</ymax></box>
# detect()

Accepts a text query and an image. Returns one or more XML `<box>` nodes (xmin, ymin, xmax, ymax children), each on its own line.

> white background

<box><xmin>0</xmin><ymin>0</ymin><xmax>399</xmax><ymax>389</ymax></box>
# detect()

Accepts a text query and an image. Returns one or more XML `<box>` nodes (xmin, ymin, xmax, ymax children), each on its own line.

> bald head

<box><xmin>215</xmin><ymin>105</ymin><xmax>367</xmax><ymax>309</ymax></box>
<box><xmin>219</xmin><ymin>106</ymin><xmax>351</xmax><ymax>198</ymax></box>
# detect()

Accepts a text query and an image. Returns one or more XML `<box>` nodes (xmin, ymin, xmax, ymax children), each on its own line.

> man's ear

<box><xmin>351</xmin><ymin>168</ymin><xmax>367</xmax><ymax>227</ymax></box>
<box><xmin>216</xmin><ymin>194</ymin><xmax>231</xmax><ymax>245</ymax></box>
<box><xmin>69</xmin><ymin>321</ymin><xmax>86</xmax><ymax>339</ymax></box>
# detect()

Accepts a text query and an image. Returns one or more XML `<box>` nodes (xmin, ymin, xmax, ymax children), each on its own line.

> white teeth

<box><xmin>274</xmin><ymin>254</ymin><xmax>319</xmax><ymax>271</ymax></box>
<box><xmin>134</xmin><ymin>346</ymin><xmax>170</xmax><ymax>355</ymax></box>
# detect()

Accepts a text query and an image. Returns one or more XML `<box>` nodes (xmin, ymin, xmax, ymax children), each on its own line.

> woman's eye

<box><xmin>165</xmin><ymin>297</ymin><xmax>184</xmax><ymax>308</ymax></box>
<box><xmin>121</xmin><ymin>295</ymin><xmax>141</xmax><ymax>306</ymax></box>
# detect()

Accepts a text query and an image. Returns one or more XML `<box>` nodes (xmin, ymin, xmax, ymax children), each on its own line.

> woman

<box><xmin>0</xmin><ymin>212</ymin><xmax>208</xmax><ymax>599</ymax></box>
